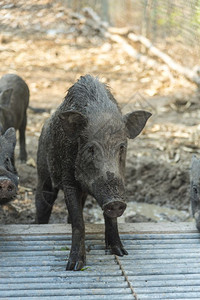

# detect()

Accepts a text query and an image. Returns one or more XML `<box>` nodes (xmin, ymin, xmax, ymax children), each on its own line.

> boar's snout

<box><xmin>103</xmin><ymin>200</ymin><xmax>127</xmax><ymax>218</ymax></box>
<box><xmin>0</xmin><ymin>176</ymin><xmax>17</xmax><ymax>204</ymax></box>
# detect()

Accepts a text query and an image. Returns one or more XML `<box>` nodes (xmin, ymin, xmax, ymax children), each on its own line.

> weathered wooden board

<box><xmin>0</xmin><ymin>222</ymin><xmax>200</xmax><ymax>300</ymax></box>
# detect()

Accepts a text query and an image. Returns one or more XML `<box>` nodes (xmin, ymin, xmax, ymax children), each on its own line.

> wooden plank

<box><xmin>1</xmin><ymin>222</ymin><xmax>200</xmax><ymax>299</ymax></box>
<box><xmin>0</xmin><ymin>270</ymin><xmax>123</xmax><ymax>278</ymax></box>
<box><xmin>0</xmin><ymin>287</ymin><xmax>132</xmax><ymax>297</ymax></box>
<box><xmin>10</xmin><ymin>296</ymin><xmax>134</xmax><ymax>300</ymax></box>
<box><xmin>0</xmin><ymin>281</ymin><xmax>128</xmax><ymax>290</ymax></box>
<box><xmin>0</xmin><ymin>222</ymin><xmax>197</xmax><ymax>236</ymax></box>
<box><xmin>138</xmin><ymin>293</ymin><xmax>200</xmax><ymax>299</ymax></box>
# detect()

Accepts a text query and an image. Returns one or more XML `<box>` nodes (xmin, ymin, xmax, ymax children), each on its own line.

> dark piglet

<box><xmin>0</xmin><ymin>73</ymin><xmax>29</xmax><ymax>162</ymax></box>
<box><xmin>0</xmin><ymin>128</ymin><xmax>18</xmax><ymax>205</ymax></box>
<box><xmin>35</xmin><ymin>75</ymin><xmax>151</xmax><ymax>271</ymax></box>
<box><xmin>190</xmin><ymin>155</ymin><xmax>200</xmax><ymax>231</ymax></box>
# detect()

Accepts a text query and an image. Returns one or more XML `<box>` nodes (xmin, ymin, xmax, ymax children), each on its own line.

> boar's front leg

<box><xmin>19</xmin><ymin>113</ymin><xmax>27</xmax><ymax>162</ymax></box>
<box><xmin>104</xmin><ymin>214</ymin><xmax>128</xmax><ymax>256</ymax></box>
<box><xmin>64</xmin><ymin>186</ymin><xmax>86</xmax><ymax>271</ymax></box>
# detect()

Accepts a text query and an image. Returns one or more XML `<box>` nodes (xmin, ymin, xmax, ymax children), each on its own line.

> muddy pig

<box><xmin>0</xmin><ymin>127</ymin><xmax>18</xmax><ymax>204</ymax></box>
<box><xmin>0</xmin><ymin>74</ymin><xmax>29</xmax><ymax>162</ymax></box>
<box><xmin>35</xmin><ymin>75</ymin><xmax>151</xmax><ymax>271</ymax></box>
<box><xmin>190</xmin><ymin>155</ymin><xmax>200</xmax><ymax>231</ymax></box>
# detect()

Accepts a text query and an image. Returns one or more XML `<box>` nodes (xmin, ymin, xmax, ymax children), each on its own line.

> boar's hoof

<box><xmin>66</xmin><ymin>259</ymin><xmax>84</xmax><ymax>271</ymax></box>
<box><xmin>20</xmin><ymin>153</ymin><xmax>27</xmax><ymax>163</ymax></box>
<box><xmin>103</xmin><ymin>200</ymin><xmax>127</xmax><ymax>218</ymax></box>
<box><xmin>110</xmin><ymin>244</ymin><xmax>128</xmax><ymax>256</ymax></box>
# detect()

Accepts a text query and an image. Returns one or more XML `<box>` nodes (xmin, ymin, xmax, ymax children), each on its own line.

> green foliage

<box><xmin>192</xmin><ymin>0</ymin><xmax>200</xmax><ymax>32</ymax></box>
<box><xmin>156</xmin><ymin>5</ymin><xmax>182</xmax><ymax>28</ymax></box>
<box><xmin>60</xmin><ymin>246</ymin><xmax>70</xmax><ymax>251</ymax></box>
<box><xmin>147</xmin><ymin>0</ymin><xmax>200</xmax><ymax>41</ymax></box>
<box><xmin>80</xmin><ymin>266</ymin><xmax>91</xmax><ymax>271</ymax></box>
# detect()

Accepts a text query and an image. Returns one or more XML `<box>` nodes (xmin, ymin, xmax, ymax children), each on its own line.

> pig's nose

<box><xmin>103</xmin><ymin>200</ymin><xmax>127</xmax><ymax>218</ymax></box>
<box><xmin>0</xmin><ymin>178</ymin><xmax>16</xmax><ymax>199</ymax></box>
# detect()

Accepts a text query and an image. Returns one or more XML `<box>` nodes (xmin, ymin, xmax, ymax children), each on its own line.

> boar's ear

<box><xmin>0</xmin><ymin>88</ymin><xmax>13</xmax><ymax>107</ymax></box>
<box><xmin>59</xmin><ymin>111</ymin><xmax>88</xmax><ymax>139</ymax></box>
<box><xmin>123</xmin><ymin>110</ymin><xmax>152</xmax><ymax>139</ymax></box>
<box><xmin>4</xmin><ymin>127</ymin><xmax>16</xmax><ymax>147</ymax></box>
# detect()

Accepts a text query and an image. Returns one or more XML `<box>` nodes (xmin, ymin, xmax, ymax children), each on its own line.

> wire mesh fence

<box><xmin>137</xmin><ymin>0</ymin><xmax>200</xmax><ymax>68</ymax></box>
<box><xmin>66</xmin><ymin>0</ymin><xmax>200</xmax><ymax>68</ymax></box>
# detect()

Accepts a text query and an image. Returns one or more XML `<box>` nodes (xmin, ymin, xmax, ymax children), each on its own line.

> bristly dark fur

<box><xmin>0</xmin><ymin>73</ymin><xmax>29</xmax><ymax>162</ymax></box>
<box><xmin>62</xmin><ymin>74</ymin><xmax>120</xmax><ymax>113</ymax></box>
<box><xmin>35</xmin><ymin>74</ymin><xmax>151</xmax><ymax>271</ymax></box>
<box><xmin>190</xmin><ymin>155</ymin><xmax>200</xmax><ymax>231</ymax></box>
<box><xmin>0</xmin><ymin>128</ymin><xmax>18</xmax><ymax>204</ymax></box>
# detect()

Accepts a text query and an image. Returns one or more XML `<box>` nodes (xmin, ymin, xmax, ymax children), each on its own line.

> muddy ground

<box><xmin>0</xmin><ymin>0</ymin><xmax>200</xmax><ymax>225</ymax></box>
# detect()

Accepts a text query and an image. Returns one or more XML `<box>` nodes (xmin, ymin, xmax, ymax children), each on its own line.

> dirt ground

<box><xmin>0</xmin><ymin>0</ymin><xmax>200</xmax><ymax>225</ymax></box>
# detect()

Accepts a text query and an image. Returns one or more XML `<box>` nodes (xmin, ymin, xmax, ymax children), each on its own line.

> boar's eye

<box><xmin>119</xmin><ymin>144</ymin><xmax>126</xmax><ymax>162</ymax></box>
<box><xmin>193</xmin><ymin>186</ymin><xmax>198</xmax><ymax>194</ymax></box>
<box><xmin>119</xmin><ymin>144</ymin><xmax>126</xmax><ymax>155</ymax></box>
<box><xmin>88</xmin><ymin>145</ymin><xmax>95</xmax><ymax>156</ymax></box>
<box><xmin>5</xmin><ymin>157</ymin><xmax>10</xmax><ymax>164</ymax></box>
<box><xmin>5</xmin><ymin>157</ymin><xmax>12</xmax><ymax>172</ymax></box>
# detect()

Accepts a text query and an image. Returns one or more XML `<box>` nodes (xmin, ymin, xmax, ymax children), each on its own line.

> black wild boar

<box><xmin>0</xmin><ymin>127</ymin><xmax>18</xmax><ymax>205</ymax></box>
<box><xmin>0</xmin><ymin>74</ymin><xmax>29</xmax><ymax>162</ymax></box>
<box><xmin>35</xmin><ymin>75</ymin><xmax>151</xmax><ymax>271</ymax></box>
<box><xmin>190</xmin><ymin>155</ymin><xmax>200</xmax><ymax>231</ymax></box>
